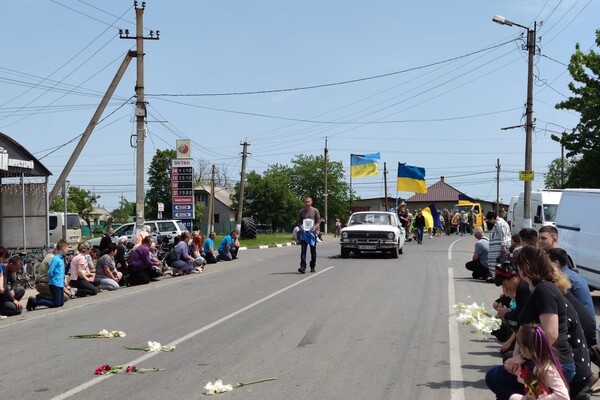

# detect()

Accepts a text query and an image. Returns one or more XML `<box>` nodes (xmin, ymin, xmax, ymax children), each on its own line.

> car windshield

<box><xmin>348</xmin><ymin>213</ymin><xmax>392</xmax><ymax>226</ymax></box>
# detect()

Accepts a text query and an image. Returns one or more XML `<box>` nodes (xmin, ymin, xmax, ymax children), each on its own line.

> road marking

<box><xmin>448</xmin><ymin>267</ymin><xmax>465</xmax><ymax>400</ymax></box>
<box><xmin>447</xmin><ymin>238</ymin><xmax>463</xmax><ymax>260</ymax></box>
<box><xmin>51</xmin><ymin>266</ymin><xmax>335</xmax><ymax>400</ymax></box>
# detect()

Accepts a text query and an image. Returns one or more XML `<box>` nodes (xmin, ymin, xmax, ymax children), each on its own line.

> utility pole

<box><xmin>384</xmin><ymin>162</ymin><xmax>389</xmax><ymax>211</ymax></box>
<box><xmin>120</xmin><ymin>1</ymin><xmax>159</xmax><ymax>234</ymax></box>
<box><xmin>49</xmin><ymin>53</ymin><xmax>134</xmax><ymax>202</ymax></box>
<box><xmin>496</xmin><ymin>159</ymin><xmax>500</xmax><ymax>216</ymax></box>
<box><xmin>208</xmin><ymin>165</ymin><xmax>215</xmax><ymax>233</ymax></box>
<box><xmin>492</xmin><ymin>16</ymin><xmax>536</xmax><ymax>229</ymax></box>
<box><xmin>323</xmin><ymin>137</ymin><xmax>328</xmax><ymax>234</ymax></box>
<box><xmin>523</xmin><ymin>23</ymin><xmax>536</xmax><ymax>229</ymax></box>
<box><xmin>236</xmin><ymin>141</ymin><xmax>250</xmax><ymax>226</ymax></box>
<box><xmin>560</xmin><ymin>140</ymin><xmax>565</xmax><ymax>189</ymax></box>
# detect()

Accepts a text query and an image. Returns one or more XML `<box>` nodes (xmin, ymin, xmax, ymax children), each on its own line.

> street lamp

<box><xmin>493</xmin><ymin>15</ymin><xmax>536</xmax><ymax>229</ymax></box>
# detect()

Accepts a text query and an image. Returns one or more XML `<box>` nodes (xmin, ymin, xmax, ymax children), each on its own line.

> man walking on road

<box><xmin>297</xmin><ymin>196</ymin><xmax>320</xmax><ymax>274</ymax></box>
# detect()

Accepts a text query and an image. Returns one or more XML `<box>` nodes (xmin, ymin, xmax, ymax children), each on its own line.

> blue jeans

<box><xmin>299</xmin><ymin>240</ymin><xmax>316</xmax><ymax>271</ymax></box>
<box><xmin>35</xmin><ymin>284</ymin><xmax>65</xmax><ymax>308</ymax></box>
<box><xmin>218</xmin><ymin>249</ymin><xmax>232</xmax><ymax>261</ymax></box>
<box><xmin>415</xmin><ymin>226</ymin><xmax>424</xmax><ymax>242</ymax></box>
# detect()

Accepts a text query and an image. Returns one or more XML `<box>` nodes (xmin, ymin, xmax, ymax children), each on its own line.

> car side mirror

<box><xmin>534</xmin><ymin>216</ymin><xmax>542</xmax><ymax>224</ymax></box>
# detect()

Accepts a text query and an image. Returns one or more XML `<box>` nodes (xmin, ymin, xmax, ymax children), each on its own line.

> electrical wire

<box><xmin>146</xmin><ymin>39</ymin><xmax>518</xmax><ymax>98</ymax></box>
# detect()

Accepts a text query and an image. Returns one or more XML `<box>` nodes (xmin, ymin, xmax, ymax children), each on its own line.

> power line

<box><xmin>146</xmin><ymin>39</ymin><xmax>517</xmax><ymax>97</ymax></box>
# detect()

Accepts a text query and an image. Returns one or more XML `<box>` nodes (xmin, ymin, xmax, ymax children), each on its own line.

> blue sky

<box><xmin>1</xmin><ymin>0</ymin><xmax>598</xmax><ymax>211</ymax></box>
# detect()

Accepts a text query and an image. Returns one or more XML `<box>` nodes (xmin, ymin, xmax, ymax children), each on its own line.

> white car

<box><xmin>340</xmin><ymin>211</ymin><xmax>405</xmax><ymax>259</ymax></box>
<box><xmin>89</xmin><ymin>220</ymin><xmax>188</xmax><ymax>249</ymax></box>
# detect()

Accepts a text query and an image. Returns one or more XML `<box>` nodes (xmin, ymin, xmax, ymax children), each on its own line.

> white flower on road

<box><xmin>204</xmin><ymin>379</ymin><xmax>233</xmax><ymax>395</ymax></box>
<box><xmin>148</xmin><ymin>341</ymin><xmax>162</xmax><ymax>352</ymax></box>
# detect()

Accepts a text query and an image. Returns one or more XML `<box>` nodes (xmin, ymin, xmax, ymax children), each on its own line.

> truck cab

<box><xmin>451</xmin><ymin>202</ymin><xmax>484</xmax><ymax>232</ymax></box>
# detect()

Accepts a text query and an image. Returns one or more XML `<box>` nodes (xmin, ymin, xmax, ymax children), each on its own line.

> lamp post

<box><xmin>493</xmin><ymin>15</ymin><xmax>536</xmax><ymax>229</ymax></box>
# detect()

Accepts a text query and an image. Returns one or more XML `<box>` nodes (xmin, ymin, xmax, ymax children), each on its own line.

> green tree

<box><xmin>231</xmin><ymin>166</ymin><xmax>302</xmax><ymax>230</ymax></box>
<box><xmin>50</xmin><ymin>186</ymin><xmax>99</xmax><ymax>229</ymax></box>
<box><xmin>553</xmin><ymin>30</ymin><xmax>600</xmax><ymax>187</ymax></box>
<box><xmin>193</xmin><ymin>203</ymin><xmax>203</xmax><ymax>227</ymax></box>
<box><xmin>289</xmin><ymin>154</ymin><xmax>351</xmax><ymax>231</ymax></box>
<box><xmin>145</xmin><ymin>149</ymin><xmax>176</xmax><ymax>219</ymax></box>
<box><xmin>111</xmin><ymin>197</ymin><xmax>136</xmax><ymax>223</ymax></box>
<box><xmin>544</xmin><ymin>157</ymin><xmax>578</xmax><ymax>189</ymax></box>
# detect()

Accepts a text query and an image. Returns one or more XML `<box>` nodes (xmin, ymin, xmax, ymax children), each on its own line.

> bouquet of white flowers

<box><xmin>453</xmin><ymin>302</ymin><xmax>502</xmax><ymax>339</ymax></box>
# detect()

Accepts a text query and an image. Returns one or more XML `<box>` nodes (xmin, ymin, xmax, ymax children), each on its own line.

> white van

<box><xmin>506</xmin><ymin>195</ymin><xmax>519</xmax><ymax>231</ymax></box>
<box><xmin>556</xmin><ymin>189</ymin><xmax>600</xmax><ymax>289</ymax></box>
<box><xmin>510</xmin><ymin>190</ymin><xmax>562</xmax><ymax>234</ymax></box>
<box><xmin>48</xmin><ymin>212</ymin><xmax>82</xmax><ymax>249</ymax></box>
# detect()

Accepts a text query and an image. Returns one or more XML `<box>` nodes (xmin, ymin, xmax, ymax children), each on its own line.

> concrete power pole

<box><xmin>236</xmin><ymin>141</ymin><xmax>250</xmax><ymax>226</ymax></box>
<box><xmin>120</xmin><ymin>1</ymin><xmax>159</xmax><ymax>234</ymax></box>
<box><xmin>384</xmin><ymin>162</ymin><xmax>389</xmax><ymax>211</ymax></box>
<box><xmin>496</xmin><ymin>159</ymin><xmax>501</xmax><ymax>216</ymax></box>
<box><xmin>49</xmin><ymin>53</ymin><xmax>134</xmax><ymax>202</ymax></box>
<box><xmin>208</xmin><ymin>165</ymin><xmax>215</xmax><ymax>233</ymax></box>
<box><xmin>323</xmin><ymin>137</ymin><xmax>328</xmax><ymax>234</ymax></box>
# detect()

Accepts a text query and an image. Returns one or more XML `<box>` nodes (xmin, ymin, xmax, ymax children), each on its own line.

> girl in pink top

<box><xmin>510</xmin><ymin>324</ymin><xmax>569</xmax><ymax>400</ymax></box>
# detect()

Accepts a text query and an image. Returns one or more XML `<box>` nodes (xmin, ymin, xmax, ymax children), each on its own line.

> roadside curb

<box><xmin>239</xmin><ymin>242</ymin><xmax>297</xmax><ymax>251</ymax></box>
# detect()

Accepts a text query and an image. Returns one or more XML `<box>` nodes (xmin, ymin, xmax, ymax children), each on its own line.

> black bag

<box><xmin>165</xmin><ymin>249</ymin><xmax>177</xmax><ymax>267</ymax></box>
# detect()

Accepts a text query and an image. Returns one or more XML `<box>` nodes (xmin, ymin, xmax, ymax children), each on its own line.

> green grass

<box><xmin>215</xmin><ymin>232</ymin><xmax>294</xmax><ymax>247</ymax></box>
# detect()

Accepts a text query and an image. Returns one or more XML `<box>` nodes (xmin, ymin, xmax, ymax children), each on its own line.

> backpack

<box><xmin>165</xmin><ymin>248</ymin><xmax>177</xmax><ymax>267</ymax></box>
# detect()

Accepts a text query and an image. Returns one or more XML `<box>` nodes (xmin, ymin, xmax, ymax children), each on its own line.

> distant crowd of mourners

<box><xmin>464</xmin><ymin>211</ymin><xmax>599</xmax><ymax>400</ymax></box>
<box><xmin>0</xmin><ymin>226</ymin><xmax>241</xmax><ymax>317</ymax></box>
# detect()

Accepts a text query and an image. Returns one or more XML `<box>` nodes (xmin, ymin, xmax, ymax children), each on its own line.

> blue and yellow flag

<box><xmin>397</xmin><ymin>164</ymin><xmax>427</xmax><ymax>193</ymax></box>
<box><xmin>350</xmin><ymin>153</ymin><xmax>380</xmax><ymax>178</ymax></box>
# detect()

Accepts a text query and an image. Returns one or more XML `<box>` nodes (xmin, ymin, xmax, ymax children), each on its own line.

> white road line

<box><xmin>448</xmin><ymin>267</ymin><xmax>465</xmax><ymax>400</ymax></box>
<box><xmin>51</xmin><ymin>266</ymin><xmax>335</xmax><ymax>400</ymax></box>
<box><xmin>447</xmin><ymin>238</ymin><xmax>463</xmax><ymax>260</ymax></box>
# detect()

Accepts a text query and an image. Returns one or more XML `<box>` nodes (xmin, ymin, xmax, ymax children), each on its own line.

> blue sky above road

<box><xmin>1</xmin><ymin>0</ymin><xmax>598</xmax><ymax>210</ymax></box>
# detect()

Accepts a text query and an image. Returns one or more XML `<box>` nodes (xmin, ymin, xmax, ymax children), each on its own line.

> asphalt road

<box><xmin>0</xmin><ymin>235</ymin><xmax>545</xmax><ymax>399</ymax></box>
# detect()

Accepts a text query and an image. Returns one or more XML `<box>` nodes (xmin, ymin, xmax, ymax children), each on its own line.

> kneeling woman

<box><xmin>70</xmin><ymin>241</ymin><xmax>97</xmax><ymax>297</ymax></box>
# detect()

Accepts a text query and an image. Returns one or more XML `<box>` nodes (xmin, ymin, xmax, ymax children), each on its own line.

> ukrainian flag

<box><xmin>397</xmin><ymin>164</ymin><xmax>427</xmax><ymax>193</ymax></box>
<box><xmin>350</xmin><ymin>153</ymin><xmax>380</xmax><ymax>178</ymax></box>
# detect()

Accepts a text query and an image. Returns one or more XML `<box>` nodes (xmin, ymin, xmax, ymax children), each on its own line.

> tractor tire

<box><xmin>241</xmin><ymin>217</ymin><xmax>257</xmax><ymax>239</ymax></box>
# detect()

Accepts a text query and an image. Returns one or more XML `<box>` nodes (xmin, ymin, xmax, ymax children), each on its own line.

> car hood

<box><xmin>342</xmin><ymin>225</ymin><xmax>398</xmax><ymax>232</ymax></box>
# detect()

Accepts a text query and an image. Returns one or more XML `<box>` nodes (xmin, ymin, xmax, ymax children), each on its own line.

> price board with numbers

<box><xmin>171</xmin><ymin>158</ymin><xmax>195</xmax><ymax>225</ymax></box>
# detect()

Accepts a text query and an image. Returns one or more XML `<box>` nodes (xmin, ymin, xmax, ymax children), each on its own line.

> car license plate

<box><xmin>358</xmin><ymin>245</ymin><xmax>376</xmax><ymax>250</ymax></box>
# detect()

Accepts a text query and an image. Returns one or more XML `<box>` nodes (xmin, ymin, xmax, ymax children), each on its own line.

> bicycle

<box><xmin>12</xmin><ymin>246</ymin><xmax>50</xmax><ymax>290</ymax></box>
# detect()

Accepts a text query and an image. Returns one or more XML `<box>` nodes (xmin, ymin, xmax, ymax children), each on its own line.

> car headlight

<box><xmin>387</xmin><ymin>232</ymin><xmax>395</xmax><ymax>239</ymax></box>
<box><xmin>341</xmin><ymin>231</ymin><xmax>348</xmax><ymax>239</ymax></box>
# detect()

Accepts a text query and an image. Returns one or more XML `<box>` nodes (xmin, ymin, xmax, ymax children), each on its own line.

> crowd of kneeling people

<box><xmin>480</xmin><ymin>225</ymin><xmax>599</xmax><ymax>400</ymax></box>
<box><xmin>0</xmin><ymin>226</ymin><xmax>241</xmax><ymax>317</ymax></box>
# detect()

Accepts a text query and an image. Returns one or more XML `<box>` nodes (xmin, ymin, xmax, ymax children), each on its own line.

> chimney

<box><xmin>441</xmin><ymin>176</ymin><xmax>445</xmax><ymax>182</ymax></box>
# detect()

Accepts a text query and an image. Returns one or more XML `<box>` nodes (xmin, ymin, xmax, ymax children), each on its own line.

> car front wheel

<box><xmin>341</xmin><ymin>247</ymin><xmax>350</xmax><ymax>259</ymax></box>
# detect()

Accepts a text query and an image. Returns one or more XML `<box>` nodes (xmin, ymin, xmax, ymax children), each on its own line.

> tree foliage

<box><xmin>50</xmin><ymin>186</ymin><xmax>99</xmax><ymax>228</ymax></box>
<box><xmin>231</xmin><ymin>155</ymin><xmax>351</xmax><ymax>231</ymax></box>
<box><xmin>289</xmin><ymin>154</ymin><xmax>351</xmax><ymax>230</ymax></box>
<box><xmin>553</xmin><ymin>30</ymin><xmax>600</xmax><ymax>187</ymax></box>
<box><xmin>231</xmin><ymin>166</ymin><xmax>302</xmax><ymax>230</ymax></box>
<box><xmin>111</xmin><ymin>197</ymin><xmax>136</xmax><ymax>223</ymax></box>
<box><xmin>544</xmin><ymin>157</ymin><xmax>578</xmax><ymax>189</ymax></box>
<box><xmin>145</xmin><ymin>149</ymin><xmax>176</xmax><ymax>219</ymax></box>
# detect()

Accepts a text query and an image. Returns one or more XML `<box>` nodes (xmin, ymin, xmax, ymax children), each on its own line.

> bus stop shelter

<box><xmin>0</xmin><ymin>132</ymin><xmax>52</xmax><ymax>250</ymax></box>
